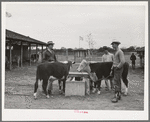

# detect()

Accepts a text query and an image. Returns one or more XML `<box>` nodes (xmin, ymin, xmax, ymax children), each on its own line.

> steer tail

<box><xmin>34</xmin><ymin>67</ymin><xmax>39</xmax><ymax>93</ymax></box>
<box><xmin>122</xmin><ymin>62</ymin><xmax>129</xmax><ymax>87</ymax></box>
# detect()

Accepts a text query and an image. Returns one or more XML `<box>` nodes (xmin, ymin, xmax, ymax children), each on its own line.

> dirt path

<box><xmin>4</xmin><ymin>64</ymin><xmax>144</xmax><ymax>110</ymax></box>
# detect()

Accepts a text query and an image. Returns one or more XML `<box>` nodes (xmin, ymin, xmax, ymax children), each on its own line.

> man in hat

<box><xmin>102</xmin><ymin>46</ymin><xmax>114</xmax><ymax>91</ymax></box>
<box><xmin>110</xmin><ymin>41</ymin><xmax>125</xmax><ymax>103</ymax></box>
<box><xmin>43</xmin><ymin>41</ymin><xmax>57</xmax><ymax>63</ymax></box>
<box><xmin>43</xmin><ymin>41</ymin><xmax>57</xmax><ymax>94</ymax></box>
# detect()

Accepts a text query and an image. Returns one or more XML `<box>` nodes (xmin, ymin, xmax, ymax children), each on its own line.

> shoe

<box><xmin>111</xmin><ymin>97</ymin><xmax>118</xmax><ymax>103</ymax></box>
<box><xmin>97</xmin><ymin>90</ymin><xmax>101</xmax><ymax>95</ymax></box>
<box><xmin>111</xmin><ymin>92</ymin><xmax>121</xmax><ymax>103</ymax></box>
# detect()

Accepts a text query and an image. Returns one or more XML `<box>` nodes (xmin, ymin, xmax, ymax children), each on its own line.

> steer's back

<box><xmin>90</xmin><ymin>62</ymin><xmax>113</xmax><ymax>78</ymax></box>
<box><xmin>36</xmin><ymin>62</ymin><xmax>68</xmax><ymax>80</ymax></box>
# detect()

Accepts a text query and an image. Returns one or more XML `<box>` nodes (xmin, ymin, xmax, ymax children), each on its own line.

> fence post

<box><xmin>29</xmin><ymin>43</ymin><xmax>31</xmax><ymax>66</ymax></box>
<box><xmin>20</xmin><ymin>41</ymin><xmax>23</xmax><ymax>67</ymax></box>
<box><xmin>9</xmin><ymin>41</ymin><xmax>12</xmax><ymax>70</ymax></box>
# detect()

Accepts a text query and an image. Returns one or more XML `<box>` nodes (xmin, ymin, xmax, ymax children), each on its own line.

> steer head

<box><xmin>64</xmin><ymin>61</ymin><xmax>75</xmax><ymax>71</ymax></box>
<box><xmin>77</xmin><ymin>60</ymin><xmax>98</xmax><ymax>82</ymax></box>
<box><xmin>77</xmin><ymin>60</ymin><xmax>91</xmax><ymax>73</ymax></box>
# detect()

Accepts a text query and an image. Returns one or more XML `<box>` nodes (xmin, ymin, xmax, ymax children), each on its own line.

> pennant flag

<box><xmin>79</xmin><ymin>36</ymin><xmax>84</xmax><ymax>41</ymax></box>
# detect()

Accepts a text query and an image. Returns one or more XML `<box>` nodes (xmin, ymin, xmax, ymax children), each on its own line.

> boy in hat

<box><xmin>102</xmin><ymin>46</ymin><xmax>114</xmax><ymax>91</ymax></box>
<box><xmin>43</xmin><ymin>41</ymin><xmax>57</xmax><ymax>94</ymax></box>
<box><xmin>43</xmin><ymin>41</ymin><xmax>57</xmax><ymax>63</ymax></box>
<box><xmin>110</xmin><ymin>41</ymin><xmax>125</xmax><ymax>103</ymax></box>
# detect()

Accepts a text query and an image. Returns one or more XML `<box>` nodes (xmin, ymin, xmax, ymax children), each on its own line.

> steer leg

<box><xmin>92</xmin><ymin>82</ymin><xmax>97</xmax><ymax>93</ymax></box>
<box><xmin>34</xmin><ymin>81</ymin><xmax>38</xmax><ymax>99</ymax></box>
<box><xmin>62</xmin><ymin>79</ymin><xmax>66</xmax><ymax>94</ymax></box>
<box><xmin>122</xmin><ymin>69</ymin><xmax>129</xmax><ymax>96</ymax></box>
<box><xmin>43</xmin><ymin>80</ymin><xmax>48</xmax><ymax>94</ymax></box>
<box><xmin>122</xmin><ymin>63</ymin><xmax>129</xmax><ymax>96</ymax></box>
<box><xmin>58</xmin><ymin>80</ymin><xmax>63</xmax><ymax>94</ymax></box>
<box><xmin>122</xmin><ymin>77</ymin><xmax>128</xmax><ymax>96</ymax></box>
<box><xmin>46</xmin><ymin>79</ymin><xmax>53</xmax><ymax>98</ymax></box>
<box><xmin>97</xmin><ymin>80</ymin><xmax>102</xmax><ymax>95</ymax></box>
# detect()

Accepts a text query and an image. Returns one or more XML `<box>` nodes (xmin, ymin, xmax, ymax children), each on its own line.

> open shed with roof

<box><xmin>6</xmin><ymin>29</ymin><xmax>47</xmax><ymax>70</ymax></box>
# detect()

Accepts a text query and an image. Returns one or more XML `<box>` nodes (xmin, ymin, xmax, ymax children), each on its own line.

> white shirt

<box><xmin>102</xmin><ymin>52</ymin><xmax>114</xmax><ymax>62</ymax></box>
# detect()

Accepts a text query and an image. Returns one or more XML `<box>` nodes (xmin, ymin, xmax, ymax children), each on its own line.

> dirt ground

<box><xmin>4</xmin><ymin>61</ymin><xmax>144</xmax><ymax>110</ymax></box>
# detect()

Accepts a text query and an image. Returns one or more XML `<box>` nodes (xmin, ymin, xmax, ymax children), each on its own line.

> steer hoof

<box><xmin>92</xmin><ymin>88</ymin><xmax>96</xmax><ymax>93</ymax></box>
<box><xmin>97</xmin><ymin>91</ymin><xmax>101</xmax><ymax>95</ymax></box>
<box><xmin>46</xmin><ymin>95</ymin><xmax>50</xmax><ymax>98</ymax></box>
<box><xmin>34</xmin><ymin>93</ymin><xmax>37</xmax><ymax>99</ymax></box>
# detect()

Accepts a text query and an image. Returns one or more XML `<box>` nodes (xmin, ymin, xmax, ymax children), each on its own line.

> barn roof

<box><xmin>6</xmin><ymin>29</ymin><xmax>47</xmax><ymax>45</ymax></box>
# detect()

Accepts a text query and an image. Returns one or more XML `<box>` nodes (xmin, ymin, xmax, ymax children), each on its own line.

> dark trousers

<box><xmin>132</xmin><ymin>61</ymin><xmax>135</xmax><ymax>69</ymax></box>
<box><xmin>113</xmin><ymin>67</ymin><xmax>123</xmax><ymax>93</ymax></box>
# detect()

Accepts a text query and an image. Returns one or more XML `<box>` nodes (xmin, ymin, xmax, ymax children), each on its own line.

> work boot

<box><xmin>117</xmin><ymin>92</ymin><xmax>121</xmax><ymax>100</ymax></box>
<box><xmin>111</xmin><ymin>92</ymin><xmax>121</xmax><ymax>103</ymax></box>
<box><xmin>111</xmin><ymin>96</ymin><xmax>118</xmax><ymax>103</ymax></box>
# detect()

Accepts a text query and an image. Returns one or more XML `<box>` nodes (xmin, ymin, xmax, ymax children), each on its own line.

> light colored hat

<box><xmin>111</xmin><ymin>41</ymin><xmax>121</xmax><ymax>45</ymax></box>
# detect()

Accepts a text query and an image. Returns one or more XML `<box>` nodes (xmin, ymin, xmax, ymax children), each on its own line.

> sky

<box><xmin>4</xmin><ymin>2</ymin><xmax>147</xmax><ymax>49</ymax></box>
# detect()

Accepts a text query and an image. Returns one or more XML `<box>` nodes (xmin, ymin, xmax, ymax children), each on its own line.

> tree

<box><xmin>86</xmin><ymin>33</ymin><xmax>96</xmax><ymax>49</ymax></box>
<box><xmin>127</xmin><ymin>46</ymin><xmax>136</xmax><ymax>52</ymax></box>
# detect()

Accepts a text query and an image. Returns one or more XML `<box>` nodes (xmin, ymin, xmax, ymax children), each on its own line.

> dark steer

<box><xmin>77</xmin><ymin>60</ymin><xmax>129</xmax><ymax>95</ymax></box>
<box><xmin>34</xmin><ymin>61</ymin><xmax>75</xmax><ymax>99</ymax></box>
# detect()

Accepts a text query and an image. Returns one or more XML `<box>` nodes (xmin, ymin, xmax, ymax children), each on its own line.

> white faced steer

<box><xmin>77</xmin><ymin>60</ymin><xmax>129</xmax><ymax>95</ymax></box>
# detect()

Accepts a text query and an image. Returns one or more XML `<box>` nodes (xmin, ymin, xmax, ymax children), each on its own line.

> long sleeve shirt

<box><xmin>113</xmin><ymin>48</ymin><xmax>125</xmax><ymax>69</ymax></box>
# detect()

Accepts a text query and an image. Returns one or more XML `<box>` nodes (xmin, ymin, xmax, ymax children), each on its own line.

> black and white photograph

<box><xmin>2</xmin><ymin>1</ymin><xmax>148</xmax><ymax>121</ymax></box>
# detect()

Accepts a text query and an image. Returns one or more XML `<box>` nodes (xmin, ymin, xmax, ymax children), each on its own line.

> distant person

<box><xmin>102</xmin><ymin>46</ymin><xmax>114</xmax><ymax>91</ymax></box>
<box><xmin>130</xmin><ymin>53</ymin><xmax>136</xmax><ymax>69</ymax></box>
<box><xmin>43</xmin><ymin>41</ymin><xmax>57</xmax><ymax>63</ymax></box>
<box><xmin>110</xmin><ymin>41</ymin><xmax>125</xmax><ymax>103</ymax></box>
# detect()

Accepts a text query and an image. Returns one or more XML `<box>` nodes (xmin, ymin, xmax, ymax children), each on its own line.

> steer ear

<box><xmin>72</xmin><ymin>61</ymin><xmax>75</xmax><ymax>64</ymax></box>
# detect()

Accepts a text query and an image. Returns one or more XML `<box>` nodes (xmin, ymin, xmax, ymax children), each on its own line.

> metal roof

<box><xmin>6</xmin><ymin>29</ymin><xmax>47</xmax><ymax>45</ymax></box>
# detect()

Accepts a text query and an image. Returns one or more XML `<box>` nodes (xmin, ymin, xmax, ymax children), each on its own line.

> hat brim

<box><xmin>111</xmin><ymin>42</ymin><xmax>120</xmax><ymax>45</ymax></box>
<box><xmin>47</xmin><ymin>43</ymin><xmax>54</xmax><ymax>45</ymax></box>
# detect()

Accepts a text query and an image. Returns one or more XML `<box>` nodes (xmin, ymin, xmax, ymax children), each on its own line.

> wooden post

<box><xmin>74</xmin><ymin>51</ymin><xmax>76</xmax><ymax>62</ymax></box>
<box><xmin>20</xmin><ymin>41</ymin><xmax>23</xmax><ymax>67</ymax></box>
<box><xmin>9</xmin><ymin>41</ymin><xmax>12</xmax><ymax>70</ymax></box>
<box><xmin>42</xmin><ymin>45</ymin><xmax>43</xmax><ymax>61</ymax></box>
<box><xmin>29</xmin><ymin>43</ymin><xmax>31</xmax><ymax>66</ymax></box>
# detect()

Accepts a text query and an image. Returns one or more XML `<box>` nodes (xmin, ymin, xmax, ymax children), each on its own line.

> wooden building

<box><xmin>6</xmin><ymin>29</ymin><xmax>47</xmax><ymax>70</ymax></box>
<box><xmin>74</xmin><ymin>49</ymin><xmax>88</xmax><ymax>62</ymax></box>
